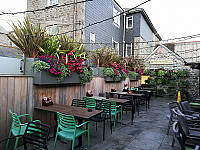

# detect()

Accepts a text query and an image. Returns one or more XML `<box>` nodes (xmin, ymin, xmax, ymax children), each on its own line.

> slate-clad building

<box><xmin>27</xmin><ymin>0</ymin><xmax>161</xmax><ymax>58</ymax></box>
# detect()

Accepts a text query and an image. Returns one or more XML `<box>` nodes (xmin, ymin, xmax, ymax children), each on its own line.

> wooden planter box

<box><xmin>33</xmin><ymin>71</ymin><xmax>81</xmax><ymax>85</ymax></box>
<box><xmin>104</xmin><ymin>77</ymin><xmax>121</xmax><ymax>82</ymax></box>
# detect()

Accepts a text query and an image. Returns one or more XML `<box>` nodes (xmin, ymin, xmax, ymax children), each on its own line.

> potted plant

<box><xmin>157</xmin><ymin>88</ymin><xmax>165</xmax><ymax>97</ymax></box>
<box><xmin>89</xmin><ymin>45</ymin><xmax>114</xmax><ymax>77</ymax></box>
<box><xmin>31</xmin><ymin>49</ymin><xmax>93</xmax><ymax>84</ymax></box>
<box><xmin>129</xmin><ymin>71</ymin><xmax>140</xmax><ymax>80</ymax></box>
<box><xmin>103</xmin><ymin>63</ymin><xmax>129</xmax><ymax>82</ymax></box>
<box><xmin>7</xmin><ymin>17</ymin><xmax>46</xmax><ymax>75</ymax></box>
<box><xmin>166</xmin><ymin>88</ymin><xmax>176</xmax><ymax>97</ymax></box>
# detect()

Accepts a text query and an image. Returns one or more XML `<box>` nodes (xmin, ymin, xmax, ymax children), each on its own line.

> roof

<box><xmin>124</xmin><ymin>8</ymin><xmax>162</xmax><ymax>41</ymax></box>
<box><xmin>144</xmin><ymin>44</ymin><xmax>185</xmax><ymax>63</ymax></box>
<box><xmin>0</xmin><ymin>45</ymin><xmax>22</xmax><ymax>58</ymax></box>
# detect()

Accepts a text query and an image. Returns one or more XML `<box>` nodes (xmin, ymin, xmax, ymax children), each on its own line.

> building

<box><xmin>27</xmin><ymin>0</ymin><xmax>161</xmax><ymax>59</ymax></box>
<box><xmin>0</xmin><ymin>25</ymin><xmax>11</xmax><ymax>46</ymax></box>
<box><xmin>124</xmin><ymin>8</ymin><xmax>161</xmax><ymax>59</ymax></box>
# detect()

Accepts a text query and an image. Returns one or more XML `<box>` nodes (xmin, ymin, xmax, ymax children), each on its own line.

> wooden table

<box><xmin>90</xmin><ymin>96</ymin><xmax>130</xmax><ymax>125</ymax></box>
<box><xmin>110</xmin><ymin>92</ymin><xmax>144</xmax><ymax>119</ymax></box>
<box><xmin>90</xmin><ymin>96</ymin><xmax>129</xmax><ymax>104</ymax></box>
<box><xmin>35</xmin><ymin>104</ymin><xmax>102</xmax><ymax>147</ymax></box>
<box><xmin>109</xmin><ymin>92</ymin><xmax>144</xmax><ymax>124</ymax></box>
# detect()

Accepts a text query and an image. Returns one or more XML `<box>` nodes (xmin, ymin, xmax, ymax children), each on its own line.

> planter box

<box><xmin>129</xmin><ymin>77</ymin><xmax>138</xmax><ymax>81</ymax></box>
<box><xmin>24</xmin><ymin>58</ymin><xmax>39</xmax><ymax>75</ymax></box>
<box><xmin>97</xmin><ymin>67</ymin><xmax>104</xmax><ymax>77</ymax></box>
<box><xmin>33</xmin><ymin>71</ymin><xmax>81</xmax><ymax>85</ymax></box>
<box><xmin>104</xmin><ymin>77</ymin><xmax>121</xmax><ymax>82</ymax></box>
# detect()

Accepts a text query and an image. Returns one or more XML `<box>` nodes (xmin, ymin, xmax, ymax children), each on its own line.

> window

<box><xmin>112</xmin><ymin>39</ymin><xmax>119</xmax><ymax>54</ymax></box>
<box><xmin>48</xmin><ymin>0</ymin><xmax>58</xmax><ymax>6</ymax></box>
<box><xmin>126</xmin><ymin>43</ymin><xmax>132</xmax><ymax>57</ymax></box>
<box><xmin>90</xmin><ymin>32</ymin><xmax>95</xmax><ymax>43</ymax></box>
<box><xmin>126</xmin><ymin>16</ymin><xmax>133</xmax><ymax>28</ymax></box>
<box><xmin>46</xmin><ymin>25</ymin><xmax>58</xmax><ymax>35</ymax></box>
<box><xmin>113</xmin><ymin>7</ymin><xmax>120</xmax><ymax>27</ymax></box>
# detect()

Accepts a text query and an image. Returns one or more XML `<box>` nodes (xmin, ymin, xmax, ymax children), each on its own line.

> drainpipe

<box><xmin>73</xmin><ymin>0</ymin><xmax>77</xmax><ymax>42</ymax></box>
<box><xmin>123</xmin><ymin>12</ymin><xmax>126</xmax><ymax>57</ymax></box>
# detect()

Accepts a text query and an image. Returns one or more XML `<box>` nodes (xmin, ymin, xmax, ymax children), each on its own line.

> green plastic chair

<box><xmin>53</xmin><ymin>112</ymin><xmax>90</xmax><ymax>150</ymax></box>
<box><xmin>84</xmin><ymin>97</ymin><xmax>97</xmax><ymax>110</ymax></box>
<box><xmin>6</xmin><ymin>109</ymin><xmax>41</xmax><ymax>150</ymax></box>
<box><xmin>105</xmin><ymin>99</ymin><xmax>122</xmax><ymax>131</ymax></box>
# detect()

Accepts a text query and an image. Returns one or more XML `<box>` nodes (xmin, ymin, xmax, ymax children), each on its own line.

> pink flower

<box><xmin>68</xmin><ymin>53</ymin><xmax>73</xmax><ymax>56</ymax></box>
<box><xmin>71</xmin><ymin>50</ymin><xmax>75</xmax><ymax>53</ymax></box>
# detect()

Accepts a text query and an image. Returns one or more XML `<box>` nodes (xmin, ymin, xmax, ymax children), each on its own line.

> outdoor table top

<box><xmin>142</xmin><ymin>87</ymin><xmax>155</xmax><ymax>90</ymax></box>
<box><xmin>35</xmin><ymin>104</ymin><xmax>102</xmax><ymax>119</ymax></box>
<box><xmin>90</xmin><ymin>96</ymin><xmax>129</xmax><ymax>104</ymax></box>
<box><xmin>109</xmin><ymin>91</ymin><xmax>144</xmax><ymax>97</ymax></box>
<box><xmin>138</xmin><ymin>89</ymin><xmax>151</xmax><ymax>93</ymax></box>
<box><xmin>108</xmin><ymin>98</ymin><xmax>129</xmax><ymax>103</ymax></box>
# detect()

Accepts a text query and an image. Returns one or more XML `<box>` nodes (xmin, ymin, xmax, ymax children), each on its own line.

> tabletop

<box><xmin>90</xmin><ymin>96</ymin><xmax>129</xmax><ymax>104</ymax></box>
<box><xmin>35</xmin><ymin>104</ymin><xmax>102</xmax><ymax>119</ymax></box>
<box><xmin>142</xmin><ymin>87</ymin><xmax>155</xmax><ymax>91</ymax></box>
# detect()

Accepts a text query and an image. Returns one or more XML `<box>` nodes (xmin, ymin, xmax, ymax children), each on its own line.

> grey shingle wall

<box><xmin>85</xmin><ymin>0</ymin><xmax>123</xmax><ymax>54</ymax></box>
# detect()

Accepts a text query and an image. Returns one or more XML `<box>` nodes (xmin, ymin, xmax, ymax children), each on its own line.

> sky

<box><xmin>116</xmin><ymin>0</ymin><xmax>200</xmax><ymax>42</ymax></box>
<box><xmin>0</xmin><ymin>0</ymin><xmax>200</xmax><ymax>42</ymax></box>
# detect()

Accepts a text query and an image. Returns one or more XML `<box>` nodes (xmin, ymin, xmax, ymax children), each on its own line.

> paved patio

<box><xmin>19</xmin><ymin>96</ymin><xmax>180</xmax><ymax>150</ymax></box>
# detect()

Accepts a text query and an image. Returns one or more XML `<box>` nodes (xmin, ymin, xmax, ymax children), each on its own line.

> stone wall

<box><xmin>27</xmin><ymin>0</ymin><xmax>86</xmax><ymax>41</ymax></box>
<box><xmin>134</xmin><ymin>36</ymin><xmax>158</xmax><ymax>60</ymax></box>
<box><xmin>174</xmin><ymin>41</ymin><xmax>200</xmax><ymax>64</ymax></box>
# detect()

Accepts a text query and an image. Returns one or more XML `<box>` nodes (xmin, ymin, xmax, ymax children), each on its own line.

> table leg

<box><xmin>131</xmin><ymin>102</ymin><xmax>134</xmax><ymax>125</ymax></box>
<box><xmin>54</xmin><ymin>113</ymin><xmax>57</xmax><ymax>137</ymax></box>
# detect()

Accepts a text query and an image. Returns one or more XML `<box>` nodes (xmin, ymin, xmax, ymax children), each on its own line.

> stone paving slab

<box><xmin>18</xmin><ymin>96</ymin><xmax>182</xmax><ymax>150</ymax></box>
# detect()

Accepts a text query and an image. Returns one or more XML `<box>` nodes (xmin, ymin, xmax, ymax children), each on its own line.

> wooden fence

<box><xmin>0</xmin><ymin>75</ymin><xmax>140</xmax><ymax>143</ymax></box>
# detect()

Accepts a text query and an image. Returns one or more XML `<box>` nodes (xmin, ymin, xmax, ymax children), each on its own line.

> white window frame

<box><xmin>90</xmin><ymin>32</ymin><xmax>95</xmax><ymax>43</ymax></box>
<box><xmin>126</xmin><ymin>43</ymin><xmax>132</xmax><ymax>57</ymax></box>
<box><xmin>46</xmin><ymin>25</ymin><xmax>58</xmax><ymax>35</ymax></box>
<box><xmin>113</xmin><ymin>7</ymin><xmax>120</xmax><ymax>28</ymax></box>
<box><xmin>112</xmin><ymin>38</ymin><xmax>119</xmax><ymax>55</ymax></box>
<box><xmin>126</xmin><ymin>16</ymin><xmax>133</xmax><ymax>28</ymax></box>
<box><xmin>48</xmin><ymin>0</ymin><xmax>58</xmax><ymax>6</ymax></box>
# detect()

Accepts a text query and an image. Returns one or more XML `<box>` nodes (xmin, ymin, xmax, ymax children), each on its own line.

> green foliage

<box><xmin>166</xmin><ymin>88</ymin><xmax>176</xmax><ymax>96</ymax></box>
<box><xmin>103</xmin><ymin>67</ymin><xmax>115</xmax><ymax>77</ymax></box>
<box><xmin>157</xmin><ymin>88</ymin><xmax>165</xmax><ymax>96</ymax></box>
<box><xmin>169</xmin><ymin>80</ymin><xmax>176</xmax><ymax>87</ymax></box>
<box><xmin>89</xmin><ymin>45</ymin><xmax>114</xmax><ymax>67</ymax></box>
<box><xmin>129</xmin><ymin>71</ymin><xmax>140</xmax><ymax>78</ymax></box>
<box><xmin>143</xmin><ymin>69</ymin><xmax>151</xmax><ymax>75</ymax></box>
<box><xmin>177</xmin><ymin>69</ymin><xmax>190</xmax><ymax>77</ymax></box>
<box><xmin>121</xmin><ymin>71</ymin><xmax>128</xmax><ymax>81</ymax></box>
<box><xmin>158</xmin><ymin>70</ymin><xmax>165</xmax><ymax>76</ymax></box>
<box><xmin>41</xmin><ymin>38</ymin><xmax>60</xmax><ymax>56</ymax></box>
<box><xmin>78</xmin><ymin>67</ymin><xmax>93</xmax><ymax>84</ymax></box>
<box><xmin>30</xmin><ymin>60</ymin><xmax>50</xmax><ymax>72</ymax></box>
<box><xmin>7</xmin><ymin>17</ymin><xmax>46</xmax><ymax>58</ymax></box>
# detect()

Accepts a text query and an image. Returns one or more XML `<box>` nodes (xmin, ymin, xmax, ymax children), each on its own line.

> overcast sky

<box><xmin>0</xmin><ymin>0</ymin><xmax>200</xmax><ymax>42</ymax></box>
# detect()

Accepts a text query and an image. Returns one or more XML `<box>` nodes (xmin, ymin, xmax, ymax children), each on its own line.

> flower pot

<box><xmin>33</xmin><ymin>71</ymin><xmax>81</xmax><ymax>85</ymax></box>
<box><xmin>104</xmin><ymin>77</ymin><xmax>121</xmax><ymax>82</ymax></box>
<box><xmin>24</xmin><ymin>58</ymin><xmax>39</xmax><ymax>75</ymax></box>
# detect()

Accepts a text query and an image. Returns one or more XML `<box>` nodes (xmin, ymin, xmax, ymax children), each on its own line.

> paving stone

<box><xmin>18</xmin><ymin>96</ymin><xmax>181</xmax><ymax>150</ymax></box>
